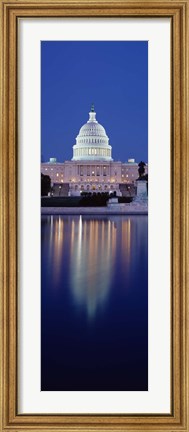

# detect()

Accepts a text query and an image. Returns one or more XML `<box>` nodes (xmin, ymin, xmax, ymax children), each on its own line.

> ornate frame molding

<box><xmin>0</xmin><ymin>1</ymin><xmax>188</xmax><ymax>430</ymax></box>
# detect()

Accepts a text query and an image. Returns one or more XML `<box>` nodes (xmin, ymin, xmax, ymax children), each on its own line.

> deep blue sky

<box><xmin>41</xmin><ymin>41</ymin><xmax>148</xmax><ymax>163</ymax></box>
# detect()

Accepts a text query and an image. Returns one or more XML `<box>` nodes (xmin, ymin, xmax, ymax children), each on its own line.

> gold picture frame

<box><xmin>0</xmin><ymin>0</ymin><xmax>188</xmax><ymax>430</ymax></box>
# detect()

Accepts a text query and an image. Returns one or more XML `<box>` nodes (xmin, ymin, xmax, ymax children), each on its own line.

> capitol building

<box><xmin>41</xmin><ymin>105</ymin><xmax>148</xmax><ymax>197</ymax></box>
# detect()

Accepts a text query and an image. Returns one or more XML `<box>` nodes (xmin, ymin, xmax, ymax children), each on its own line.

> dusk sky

<box><xmin>41</xmin><ymin>41</ymin><xmax>148</xmax><ymax>163</ymax></box>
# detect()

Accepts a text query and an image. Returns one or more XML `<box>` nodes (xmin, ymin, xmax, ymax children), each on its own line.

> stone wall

<box><xmin>119</xmin><ymin>183</ymin><xmax>136</xmax><ymax>197</ymax></box>
<box><xmin>52</xmin><ymin>183</ymin><xmax>69</xmax><ymax>197</ymax></box>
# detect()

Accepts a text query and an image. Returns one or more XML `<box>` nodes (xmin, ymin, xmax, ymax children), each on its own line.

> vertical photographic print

<box><xmin>41</xmin><ymin>40</ymin><xmax>148</xmax><ymax>391</ymax></box>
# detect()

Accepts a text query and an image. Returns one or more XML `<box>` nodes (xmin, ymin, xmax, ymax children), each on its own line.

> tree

<box><xmin>41</xmin><ymin>173</ymin><xmax>51</xmax><ymax>196</ymax></box>
<box><xmin>138</xmin><ymin>161</ymin><xmax>146</xmax><ymax>179</ymax></box>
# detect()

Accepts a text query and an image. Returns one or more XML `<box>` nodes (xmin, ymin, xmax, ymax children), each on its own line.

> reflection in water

<box><xmin>48</xmin><ymin>216</ymin><xmax>64</xmax><ymax>285</ymax></box>
<box><xmin>41</xmin><ymin>215</ymin><xmax>148</xmax><ymax>391</ymax></box>
<box><xmin>70</xmin><ymin>216</ymin><xmax>117</xmax><ymax>317</ymax></box>
<box><xmin>43</xmin><ymin>215</ymin><xmax>133</xmax><ymax>317</ymax></box>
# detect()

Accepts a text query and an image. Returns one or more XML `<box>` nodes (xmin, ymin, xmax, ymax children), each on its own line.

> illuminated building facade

<box><xmin>41</xmin><ymin>105</ymin><xmax>148</xmax><ymax>196</ymax></box>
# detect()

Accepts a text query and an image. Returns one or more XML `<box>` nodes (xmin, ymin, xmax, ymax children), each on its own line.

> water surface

<box><xmin>41</xmin><ymin>215</ymin><xmax>148</xmax><ymax>391</ymax></box>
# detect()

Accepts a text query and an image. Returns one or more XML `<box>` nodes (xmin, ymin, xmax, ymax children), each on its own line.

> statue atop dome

<box><xmin>91</xmin><ymin>103</ymin><xmax>95</xmax><ymax>112</ymax></box>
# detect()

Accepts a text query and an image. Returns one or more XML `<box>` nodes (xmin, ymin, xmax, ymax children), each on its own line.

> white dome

<box><xmin>78</xmin><ymin>122</ymin><xmax>107</xmax><ymax>138</ymax></box>
<box><xmin>72</xmin><ymin>105</ymin><xmax>113</xmax><ymax>161</ymax></box>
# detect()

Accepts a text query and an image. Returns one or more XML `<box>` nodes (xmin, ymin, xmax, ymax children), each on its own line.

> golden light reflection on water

<box><xmin>70</xmin><ymin>217</ymin><xmax>118</xmax><ymax>318</ymax></box>
<box><xmin>70</xmin><ymin>216</ymin><xmax>131</xmax><ymax>317</ymax></box>
<box><xmin>121</xmin><ymin>219</ymin><xmax>131</xmax><ymax>267</ymax></box>
<box><xmin>45</xmin><ymin>216</ymin><xmax>133</xmax><ymax>317</ymax></box>
<box><xmin>48</xmin><ymin>216</ymin><xmax>64</xmax><ymax>285</ymax></box>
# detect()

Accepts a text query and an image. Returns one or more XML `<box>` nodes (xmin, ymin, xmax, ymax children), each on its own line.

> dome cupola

<box><xmin>72</xmin><ymin>105</ymin><xmax>113</xmax><ymax>161</ymax></box>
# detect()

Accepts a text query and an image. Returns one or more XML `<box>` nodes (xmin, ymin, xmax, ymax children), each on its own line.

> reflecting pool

<box><xmin>41</xmin><ymin>215</ymin><xmax>148</xmax><ymax>391</ymax></box>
